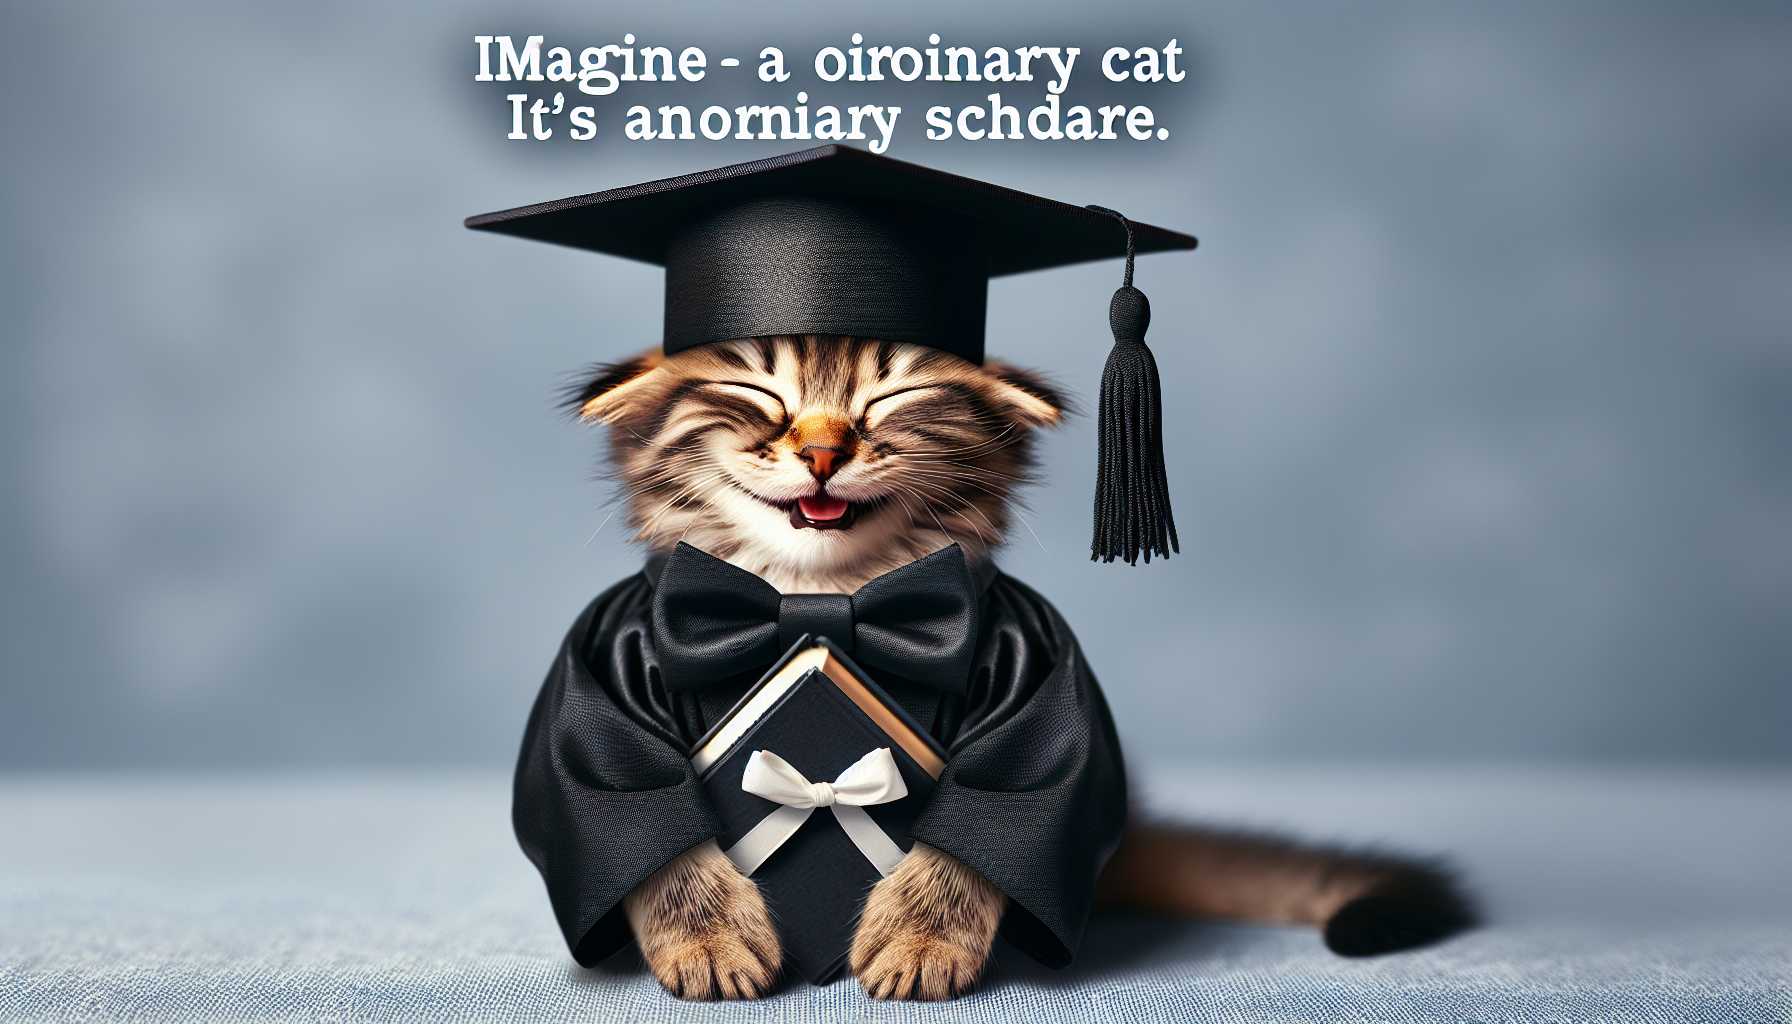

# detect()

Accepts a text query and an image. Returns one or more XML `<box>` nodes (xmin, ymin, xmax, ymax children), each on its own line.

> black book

<box><xmin>689</xmin><ymin>635</ymin><xmax>947</xmax><ymax>984</ymax></box>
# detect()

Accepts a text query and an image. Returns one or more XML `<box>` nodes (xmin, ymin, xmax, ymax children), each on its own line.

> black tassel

<box><xmin>1088</xmin><ymin>206</ymin><xmax>1179</xmax><ymax>565</ymax></box>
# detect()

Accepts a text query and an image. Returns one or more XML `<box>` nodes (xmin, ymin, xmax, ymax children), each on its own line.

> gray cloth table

<box><xmin>4</xmin><ymin>767</ymin><xmax>1788</xmax><ymax>1023</ymax></box>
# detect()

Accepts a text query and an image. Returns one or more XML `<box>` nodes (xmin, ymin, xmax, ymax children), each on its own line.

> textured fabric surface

<box><xmin>4</xmin><ymin>767</ymin><xmax>1789</xmax><ymax>1023</ymax></box>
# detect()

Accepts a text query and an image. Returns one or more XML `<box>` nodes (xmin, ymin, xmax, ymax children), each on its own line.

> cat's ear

<box><xmin>561</xmin><ymin>350</ymin><xmax>665</xmax><ymax>424</ymax></box>
<box><xmin>982</xmin><ymin>361</ymin><xmax>1071</xmax><ymax>429</ymax></box>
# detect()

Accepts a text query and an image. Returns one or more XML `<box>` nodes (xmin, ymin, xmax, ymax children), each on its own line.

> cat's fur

<box><xmin>576</xmin><ymin>335</ymin><xmax>1472</xmax><ymax>1000</ymax></box>
<box><xmin>569</xmin><ymin>335</ymin><xmax>1061</xmax><ymax>594</ymax></box>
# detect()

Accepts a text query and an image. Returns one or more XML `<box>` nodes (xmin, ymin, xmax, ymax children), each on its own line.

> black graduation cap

<box><xmin>466</xmin><ymin>145</ymin><xmax>1196</xmax><ymax>565</ymax></box>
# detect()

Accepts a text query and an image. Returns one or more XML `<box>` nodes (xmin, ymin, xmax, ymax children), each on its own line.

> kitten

<box><xmin>573</xmin><ymin>335</ymin><xmax>1471</xmax><ymax>1001</ymax></box>
<box><xmin>571</xmin><ymin>335</ymin><xmax>1059</xmax><ymax>592</ymax></box>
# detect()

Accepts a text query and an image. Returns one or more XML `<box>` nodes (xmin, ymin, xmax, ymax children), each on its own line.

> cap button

<box><xmin>1109</xmin><ymin>285</ymin><xmax>1152</xmax><ymax>343</ymax></box>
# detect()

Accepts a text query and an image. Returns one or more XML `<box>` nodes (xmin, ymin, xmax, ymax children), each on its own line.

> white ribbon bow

<box><xmin>723</xmin><ymin>748</ymin><xmax>910</xmax><ymax>878</ymax></box>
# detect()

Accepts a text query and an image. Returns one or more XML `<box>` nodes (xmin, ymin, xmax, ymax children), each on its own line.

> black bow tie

<box><xmin>649</xmin><ymin>543</ymin><xmax>983</xmax><ymax>692</ymax></box>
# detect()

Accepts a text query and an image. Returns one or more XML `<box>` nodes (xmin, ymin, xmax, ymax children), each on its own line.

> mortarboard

<box><xmin>466</xmin><ymin>145</ymin><xmax>1196</xmax><ymax>565</ymax></box>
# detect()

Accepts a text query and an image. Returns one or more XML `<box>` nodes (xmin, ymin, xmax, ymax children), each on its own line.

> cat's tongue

<box><xmin>797</xmin><ymin>493</ymin><xmax>849</xmax><ymax>522</ymax></box>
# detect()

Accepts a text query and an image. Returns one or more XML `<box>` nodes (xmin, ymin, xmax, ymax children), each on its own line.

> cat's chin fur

<box><xmin>665</xmin><ymin>486</ymin><xmax>973</xmax><ymax>594</ymax></box>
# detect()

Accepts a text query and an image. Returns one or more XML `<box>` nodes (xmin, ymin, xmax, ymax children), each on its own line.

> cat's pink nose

<box><xmin>799</xmin><ymin>444</ymin><xmax>849</xmax><ymax>481</ymax></box>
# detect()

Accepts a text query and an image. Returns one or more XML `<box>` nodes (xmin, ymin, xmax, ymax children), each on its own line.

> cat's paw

<box><xmin>850</xmin><ymin>843</ymin><xmax>1003</xmax><ymax>1001</ymax></box>
<box><xmin>625</xmin><ymin>840</ymin><xmax>782</xmax><ymax>999</ymax></box>
<box><xmin>1322</xmin><ymin>869</ymin><xmax>1476</xmax><ymax>957</ymax></box>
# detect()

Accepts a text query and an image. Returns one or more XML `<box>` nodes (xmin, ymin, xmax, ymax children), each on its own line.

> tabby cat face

<box><xmin>570</xmin><ymin>336</ymin><xmax>1066</xmax><ymax>590</ymax></box>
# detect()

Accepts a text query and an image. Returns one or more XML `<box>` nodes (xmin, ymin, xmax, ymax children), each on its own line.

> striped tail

<box><xmin>1097</xmin><ymin>822</ymin><xmax>1476</xmax><ymax>956</ymax></box>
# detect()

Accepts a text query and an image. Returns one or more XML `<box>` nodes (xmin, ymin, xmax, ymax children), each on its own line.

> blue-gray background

<box><xmin>3</xmin><ymin>1</ymin><xmax>1788</xmax><ymax>771</ymax></box>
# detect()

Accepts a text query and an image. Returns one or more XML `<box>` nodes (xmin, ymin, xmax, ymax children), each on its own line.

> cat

<box><xmin>571</xmin><ymin>334</ymin><xmax>1472</xmax><ymax>1001</ymax></box>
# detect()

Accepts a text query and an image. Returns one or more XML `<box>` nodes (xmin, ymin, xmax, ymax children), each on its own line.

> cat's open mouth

<box><xmin>786</xmin><ymin>492</ymin><xmax>859</xmax><ymax>531</ymax></box>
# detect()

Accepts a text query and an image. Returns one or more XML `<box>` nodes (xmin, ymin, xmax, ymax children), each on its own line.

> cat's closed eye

<box><xmin>861</xmin><ymin>385</ymin><xmax>946</xmax><ymax>429</ymax></box>
<box><xmin>704</xmin><ymin>381</ymin><xmax>789</xmax><ymax>422</ymax></box>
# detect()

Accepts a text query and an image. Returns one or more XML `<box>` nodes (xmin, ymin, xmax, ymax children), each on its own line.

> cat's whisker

<box><xmin>636</xmin><ymin>469</ymin><xmax>730</xmax><ymax>537</ymax></box>
<box><xmin>645</xmin><ymin>470</ymin><xmax>728</xmax><ymax>521</ymax></box>
<box><xmin>913</xmin><ymin>436</ymin><xmax>1024</xmax><ymax>461</ymax></box>
<box><xmin>898</xmin><ymin>444</ymin><xmax>1031</xmax><ymax>475</ymax></box>
<box><xmin>1007</xmin><ymin>502</ymin><xmax>1050</xmax><ymax>554</ymax></box>
<box><xmin>899</xmin><ymin>464</ymin><xmax>1023</xmax><ymax>499</ymax></box>
<box><xmin>620</xmin><ymin>426</ymin><xmax>711</xmax><ymax>454</ymax></box>
<box><xmin>626</xmin><ymin>469</ymin><xmax>708</xmax><ymax>494</ymax></box>
<box><xmin>902</xmin><ymin>478</ymin><xmax>993</xmax><ymax>546</ymax></box>
<box><xmin>904</xmin><ymin>475</ymin><xmax>1046</xmax><ymax>555</ymax></box>
<box><xmin>887</xmin><ymin>423</ymin><xmax>1020</xmax><ymax>458</ymax></box>
<box><xmin>671</xmin><ymin>478</ymin><xmax>738</xmax><ymax>548</ymax></box>
<box><xmin>892</xmin><ymin>490</ymin><xmax>964</xmax><ymax>552</ymax></box>
<box><xmin>898</xmin><ymin>465</ymin><xmax>1024</xmax><ymax>520</ymax></box>
<box><xmin>609</xmin><ymin>474</ymin><xmax>693</xmax><ymax>512</ymax></box>
<box><xmin>913</xmin><ymin>477</ymin><xmax>1006</xmax><ymax>537</ymax></box>
<box><xmin>886</xmin><ymin>488</ymin><xmax>942</xmax><ymax>539</ymax></box>
<box><xmin>583</xmin><ymin>504</ymin><xmax>623</xmax><ymax>547</ymax></box>
<box><xmin>627</xmin><ymin>455</ymin><xmax>724</xmax><ymax>484</ymax></box>
<box><xmin>899</xmin><ymin>460</ymin><xmax>1027</xmax><ymax>486</ymax></box>
<box><xmin>906</xmin><ymin>430</ymin><xmax>1030</xmax><ymax>458</ymax></box>
<box><xmin>927</xmin><ymin>494</ymin><xmax>999</xmax><ymax>548</ymax></box>
<box><xmin>623</xmin><ymin>461</ymin><xmax>743</xmax><ymax>502</ymax></box>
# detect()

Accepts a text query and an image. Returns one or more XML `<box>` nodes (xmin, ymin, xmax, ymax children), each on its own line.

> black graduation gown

<box><xmin>511</xmin><ymin>561</ymin><xmax>1128</xmax><ymax>970</ymax></box>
